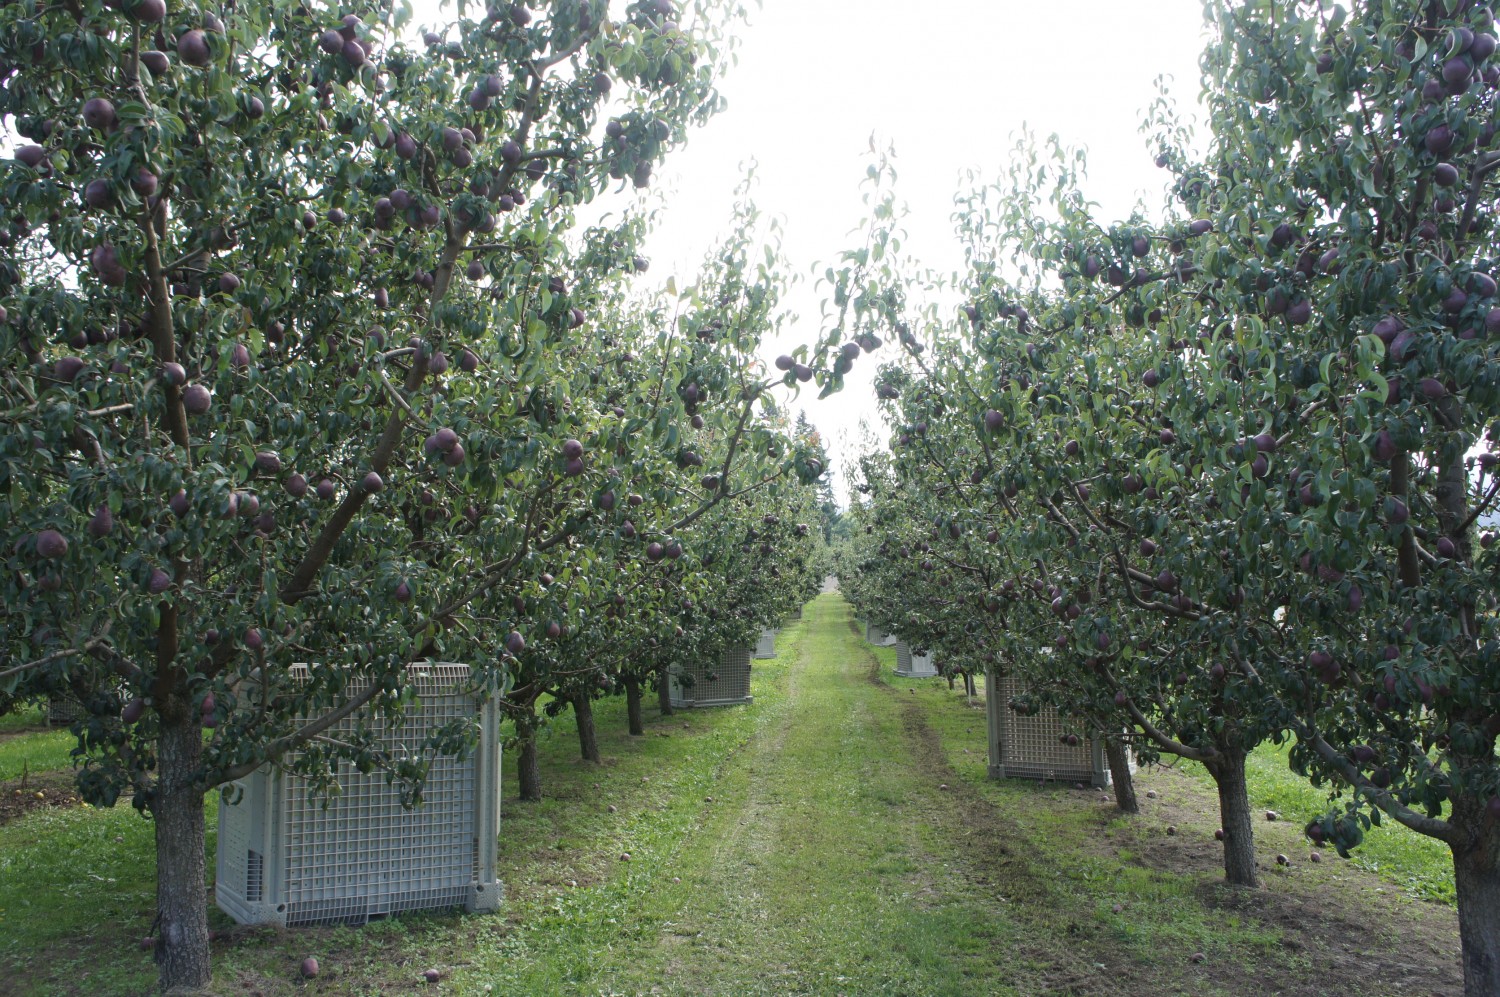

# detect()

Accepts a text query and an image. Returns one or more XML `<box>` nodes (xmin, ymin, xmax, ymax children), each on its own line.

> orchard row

<box><xmin>819</xmin><ymin>3</ymin><xmax>1500</xmax><ymax>995</ymax></box>
<box><xmin>0</xmin><ymin>0</ymin><xmax>835</xmax><ymax>991</ymax></box>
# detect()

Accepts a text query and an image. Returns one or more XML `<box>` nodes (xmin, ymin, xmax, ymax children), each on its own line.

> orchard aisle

<box><xmin>456</xmin><ymin>592</ymin><xmax>1462</xmax><ymax>997</ymax></box>
<box><xmin>482</xmin><ymin>593</ymin><xmax>1039</xmax><ymax>996</ymax></box>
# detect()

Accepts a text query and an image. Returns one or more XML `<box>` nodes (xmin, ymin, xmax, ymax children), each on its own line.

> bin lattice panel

<box><xmin>670</xmin><ymin>649</ymin><xmax>753</xmax><ymax>708</ymax></box>
<box><xmin>985</xmin><ymin>669</ymin><xmax>1111</xmax><ymax>787</ymax></box>
<box><xmin>47</xmin><ymin>695</ymin><xmax>82</xmax><ymax>726</ymax></box>
<box><xmin>215</xmin><ymin>662</ymin><xmax>502</xmax><ymax>927</ymax></box>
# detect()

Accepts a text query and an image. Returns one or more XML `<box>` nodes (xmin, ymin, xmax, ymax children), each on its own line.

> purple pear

<box><xmin>1426</xmin><ymin>124</ymin><xmax>1455</xmax><ymax>155</ymax></box>
<box><xmin>141</xmin><ymin>50</ymin><xmax>170</xmax><ymax>74</ymax></box>
<box><xmin>170</xmin><ymin>490</ymin><xmax>190</xmax><ymax>517</ymax></box>
<box><xmin>182</xmin><ymin>384</ymin><xmax>212</xmax><ymax>414</ymax></box>
<box><xmin>315</xmin><ymin>479</ymin><xmax>336</xmax><ymax>500</ymax></box>
<box><xmin>131</xmin><ymin>0</ymin><xmax>166</xmax><ymax>21</ymax></box>
<box><xmin>88</xmin><ymin>504</ymin><xmax>114</xmax><ymax>538</ymax></box>
<box><xmin>284</xmin><ymin>473</ymin><xmax>308</xmax><ymax>498</ymax></box>
<box><xmin>178</xmin><ymin>29</ymin><xmax>211</xmax><ymax>67</ymax></box>
<box><xmin>148</xmin><ymin>568</ymin><xmax>172</xmax><ymax>594</ymax></box>
<box><xmin>505</xmin><ymin>630</ymin><xmax>526</xmax><ymax>655</ymax></box>
<box><xmin>131</xmin><ymin>167</ymin><xmax>159</xmax><ymax>197</ymax></box>
<box><xmin>362</xmin><ymin>471</ymin><xmax>384</xmax><ymax>493</ymax></box>
<box><xmin>84</xmin><ymin>179</ymin><xmax>114</xmax><ymax>209</ymax></box>
<box><xmin>36</xmin><ymin>529</ymin><xmax>68</xmax><ymax>559</ymax></box>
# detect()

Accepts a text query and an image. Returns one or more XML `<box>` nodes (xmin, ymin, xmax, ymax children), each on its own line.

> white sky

<box><xmin>638</xmin><ymin>0</ymin><xmax>1212</xmax><ymax>503</ymax></box>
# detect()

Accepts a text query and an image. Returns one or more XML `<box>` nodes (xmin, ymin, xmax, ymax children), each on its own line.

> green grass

<box><xmin>0</xmin><ymin>801</ymin><xmax>165</xmax><ymax>996</ymax></box>
<box><xmin>902</xmin><ymin>670</ymin><xmax>1455</xmax><ymax>909</ymax></box>
<box><xmin>1234</xmin><ymin>741</ymin><xmax>1453</xmax><ymax>904</ymax></box>
<box><xmin>0</xmin><ymin>728</ymin><xmax>76</xmax><ymax>783</ymax></box>
<box><xmin>0</xmin><ymin>596</ymin><xmax>1464</xmax><ymax>996</ymax></box>
<box><xmin>0</xmin><ymin>700</ymin><xmax>76</xmax><ymax>784</ymax></box>
<box><xmin>897</xmin><ymin>669</ymin><xmax>1286</xmax><ymax>992</ymax></box>
<box><xmin>458</xmin><ymin>594</ymin><xmax>1028</xmax><ymax>996</ymax></box>
<box><xmin>0</xmin><ymin>701</ymin><xmax>47</xmax><ymax>734</ymax></box>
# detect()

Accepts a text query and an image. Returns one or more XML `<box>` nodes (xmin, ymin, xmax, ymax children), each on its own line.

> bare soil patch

<box><xmin>0</xmin><ymin>769</ymin><xmax>81</xmax><ymax>826</ymax></box>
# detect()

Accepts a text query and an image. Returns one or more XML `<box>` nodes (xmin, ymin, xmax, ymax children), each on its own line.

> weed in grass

<box><xmin>0</xmin><ymin>730</ymin><xmax>76</xmax><ymax>784</ymax></box>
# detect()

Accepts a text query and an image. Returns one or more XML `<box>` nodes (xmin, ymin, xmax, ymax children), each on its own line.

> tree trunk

<box><xmin>964</xmin><ymin>672</ymin><xmax>976</xmax><ymax>698</ymax></box>
<box><xmin>1105</xmin><ymin>736</ymin><xmax>1138</xmax><ymax>814</ymax></box>
<box><xmin>624</xmin><ymin>675</ymin><xmax>644</xmax><ymax>736</ymax></box>
<box><xmin>1206</xmin><ymin>748</ymin><xmax>1257</xmax><ymax>887</ymax></box>
<box><xmin>154</xmin><ymin>712</ymin><xmax>211</xmax><ymax>994</ymax></box>
<box><xmin>573</xmin><ymin>693</ymin><xmax>600</xmax><ymax>764</ymax></box>
<box><xmin>516</xmin><ymin>714</ymin><xmax>542</xmax><ymax>802</ymax></box>
<box><xmin>657</xmin><ymin>664</ymin><xmax>674</xmax><ymax>717</ymax></box>
<box><xmin>947</xmin><ymin>674</ymin><xmax>956</xmax><ymax>690</ymax></box>
<box><xmin>1453</xmin><ymin>805</ymin><xmax>1500</xmax><ymax>996</ymax></box>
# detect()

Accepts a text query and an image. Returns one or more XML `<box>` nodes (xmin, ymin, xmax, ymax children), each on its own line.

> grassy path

<box><xmin>469</xmin><ymin>590</ymin><xmax>1027</xmax><ymax>995</ymax></box>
